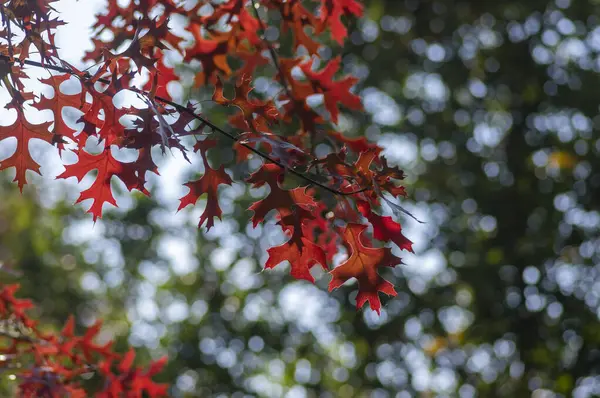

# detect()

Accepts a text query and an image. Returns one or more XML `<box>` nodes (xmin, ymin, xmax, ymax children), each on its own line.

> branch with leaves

<box><xmin>0</xmin><ymin>283</ymin><xmax>168</xmax><ymax>397</ymax></box>
<box><xmin>0</xmin><ymin>0</ymin><xmax>416</xmax><ymax>319</ymax></box>
<box><xmin>0</xmin><ymin>1</ymin><xmax>423</xmax><ymax>393</ymax></box>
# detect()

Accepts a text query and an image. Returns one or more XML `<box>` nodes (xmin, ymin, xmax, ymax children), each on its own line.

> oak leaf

<box><xmin>178</xmin><ymin>139</ymin><xmax>233</xmax><ymax>230</ymax></box>
<box><xmin>212</xmin><ymin>75</ymin><xmax>279</xmax><ymax>127</ymax></box>
<box><xmin>184</xmin><ymin>25</ymin><xmax>232</xmax><ymax>86</ymax></box>
<box><xmin>246</xmin><ymin>163</ymin><xmax>316</xmax><ymax>227</ymax></box>
<box><xmin>33</xmin><ymin>73</ymin><xmax>85</xmax><ymax>145</ymax></box>
<box><xmin>318</xmin><ymin>0</ymin><xmax>364</xmax><ymax>44</ymax></box>
<box><xmin>357</xmin><ymin>200</ymin><xmax>413</xmax><ymax>252</ymax></box>
<box><xmin>329</xmin><ymin>223</ymin><xmax>400</xmax><ymax>314</ymax></box>
<box><xmin>299</xmin><ymin>56</ymin><xmax>362</xmax><ymax>124</ymax></box>
<box><xmin>57</xmin><ymin>148</ymin><xmax>148</xmax><ymax>221</ymax></box>
<box><xmin>0</xmin><ymin>110</ymin><xmax>52</xmax><ymax>191</ymax></box>
<box><xmin>265</xmin><ymin>209</ymin><xmax>328</xmax><ymax>282</ymax></box>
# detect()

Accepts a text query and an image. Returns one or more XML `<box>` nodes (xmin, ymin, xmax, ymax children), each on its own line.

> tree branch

<box><xmin>0</xmin><ymin>54</ymin><xmax>368</xmax><ymax>196</ymax></box>
<box><xmin>250</xmin><ymin>0</ymin><xmax>293</xmax><ymax>100</ymax></box>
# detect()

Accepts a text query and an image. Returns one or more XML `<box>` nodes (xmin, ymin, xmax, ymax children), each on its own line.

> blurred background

<box><xmin>1</xmin><ymin>0</ymin><xmax>600</xmax><ymax>396</ymax></box>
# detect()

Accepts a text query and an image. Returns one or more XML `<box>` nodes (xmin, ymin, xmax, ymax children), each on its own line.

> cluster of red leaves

<box><xmin>0</xmin><ymin>0</ymin><xmax>416</xmax><ymax>320</ymax></box>
<box><xmin>0</xmin><ymin>283</ymin><xmax>168</xmax><ymax>397</ymax></box>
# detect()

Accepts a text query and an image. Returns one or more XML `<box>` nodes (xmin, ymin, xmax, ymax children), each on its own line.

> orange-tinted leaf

<box><xmin>212</xmin><ymin>75</ymin><xmax>279</xmax><ymax>126</ymax></box>
<box><xmin>357</xmin><ymin>200</ymin><xmax>413</xmax><ymax>252</ymax></box>
<box><xmin>118</xmin><ymin>348</ymin><xmax>135</xmax><ymax>373</ymax></box>
<box><xmin>266</xmin><ymin>236</ymin><xmax>327</xmax><ymax>283</ymax></box>
<box><xmin>329</xmin><ymin>223</ymin><xmax>400</xmax><ymax>314</ymax></box>
<box><xmin>264</xmin><ymin>208</ymin><xmax>328</xmax><ymax>282</ymax></box>
<box><xmin>299</xmin><ymin>57</ymin><xmax>362</xmax><ymax>124</ymax></box>
<box><xmin>61</xmin><ymin>315</ymin><xmax>75</xmax><ymax>338</ymax></box>
<box><xmin>33</xmin><ymin>73</ymin><xmax>84</xmax><ymax>144</ymax></box>
<box><xmin>318</xmin><ymin>0</ymin><xmax>364</xmax><ymax>44</ymax></box>
<box><xmin>246</xmin><ymin>163</ymin><xmax>317</xmax><ymax>227</ymax></box>
<box><xmin>278</xmin><ymin>0</ymin><xmax>321</xmax><ymax>55</ymax></box>
<box><xmin>178</xmin><ymin>139</ymin><xmax>233</xmax><ymax>230</ymax></box>
<box><xmin>196</xmin><ymin>0</ymin><xmax>261</xmax><ymax>46</ymax></box>
<box><xmin>57</xmin><ymin>147</ymin><xmax>148</xmax><ymax>221</ymax></box>
<box><xmin>0</xmin><ymin>110</ymin><xmax>52</xmax><ymax>191</ymax></box>
<box><xmin>184</xmin><ymin>25</ymin><xmax>232</xmax><ymax>85</ymax></box>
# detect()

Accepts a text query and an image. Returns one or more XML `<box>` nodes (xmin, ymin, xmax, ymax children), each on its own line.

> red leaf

<box><xmin>57</xmin><ymin>147</ymin><xmax>148</xmax><ymax>221</ymax></box>
<box><xmin>328</xmin><ymin>130</ymin><xmax>380</xmax><ymax>154</ymax></box>
<box><xmin>318</xmin><ymin>0</ymin><xmax>364</xmax><ymax>44</ymax></box>
<box><xmin>357</xmin><ymin>200</ymin><xmax>413</xmax><ymax>252</ymax></box>
<box><xmin>329</xmin><ymin>223</ymin><xmax>400</xmax><ymax>314</ymax></box>
<box><xmin>0</xmin><ymin>110</ymin><xmax>53</xmax><ymax>191</ymax></box>
<box><xmin>246</xmin><ymin>163</ymin><xmax>317</xmax><ymax>227</ymax></box>
<box><xmin>146</xmin><ymin>356</ymin><xmax>168</xmax><ymax>377</ymax></box>
<box><xmin>299</xmin><ymin>57</ymin><xmax>362</xmax><ymax>124</ymax></box>
<box><xmin>61</xmin><ymin>315</ymin><xmax>75</xmax><ymax>338</ymax></box>
<box><xmin>33</xmin><ymin>73</ymin><xmax>85</xmax><ymax>145</ymax></box>
<box><xmin>266</xmin><ymin>237</ymin><xmax>327</xmax><ymax>283</ymax></box>
<box><xmin>0</xmin><ymin>284</ymin><xmax>34</xmax><ymax>319</ymax></box>
<box><xmin>212</xmin><ymin>75</ymin><xmax>279</xmax><ymax>126</ymax></box>
<box><xmin>79</xmin><ymin>320</ymin><xmax>115</xmax><ymax>362</ymax></box>
<box><xmin>197</xmin><ymin>0</ymin><xmax>261</xmax><ymax>46</ymax></box>
<box><xmin>118</xmin><ymin>348</ymin><xmax>135</xmax><ymax>373</ymax></box>
<box><xmin>265</xmin><ymin>210</ymin><xmax>328</xmax><ymax>282</ymax></box>
<box><xmin>144</xmin><ymin>49</ymin><xmax>178</xmax><ymax>100</ymax></box>
<box><xmin>78</xmin><ymin>84</ymin><xmax>130</xmax><ymax>147</ymax></box>
<box><xmin>184</xmin><ymin>25</ymin><xmax>232</xmax><ymax>86</ymax></box>
<box><xmin>178</xmin><ymin>139</ymin><xmax>233</xmax><ymax>230</ymax></box>
<box><xmin>278</xmin><ymin>0</ymin><xmax>322</xmax><ymax>55</ymax></box>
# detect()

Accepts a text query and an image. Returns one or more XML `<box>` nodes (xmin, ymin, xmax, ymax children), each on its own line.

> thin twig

<box><xmin>0</xmin><ymin>328</ymin><xmax>35</xmax><ymax>343</ymax></box>
<box><xmin>250</xmin><ymin>0</ymin><xmax>293</xmax><ymax>100</ymax></box>
<box><xmin>0</xmin><ymin>54</ymin><xmax>368</xmax><ymax>196</ymax></box>
<box><xmin>250</xmin><ymin>0</ymin><xmax>323</xmax><ymax>153</ymax></box>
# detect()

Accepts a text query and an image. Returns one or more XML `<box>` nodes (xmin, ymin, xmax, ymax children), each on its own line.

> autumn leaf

<box><xmin>265</xmin><ymin>209</ymin><xmax>328</xmax><ymax>282</ymax></box>
<box><xmin>318</xmin><ymin>0</ymin><xmax>364</xmax><ymax>44</ymax></box>
<box><xmin>33</xmin><ymin>73</ymin><xmax>85</xmax><ymax>144</ymax></box>
<box><xmin>0</xmin><ymin>0</ymin><xmax>411</xmax><ymax>322</ymax></box>
<box><xmin>118</xmin><ymin>348</ymin><xmax>136</xmax><ymax>373</ymax></box>
<box><xmin>238</xmin><ymin>131</ymin><xmax>311</xmax><ymax>168</ymax></box>
<box><xmin>0</xmin><ymin>110</ymin><xmax>53</xmax><ymax>191</ymax></box>
<box><xmin>78</xmin><ymin>320</ymin><xmax>115</xmax><ymax>362</ymax></box>
<box><xmin>184</xmin><ymin>24</ymin><xmax>232</xmax><ymax>86</ymax></box>
<box><xmin>278</xmin><ymin>0</ymin><xmax>322</xmax><ymax>55</ymax></box>
<box><xmin>328</xmin><ymin>130</ymin><xmax>379</xmax><ymax>154</ymax></box>
<box><xmin>265</xmin><ymin>237</ymin><xmax>328</xmax><ymax>282</ymax></box>
<box><xmin>57</xmin><ymin>147</ymin><xmax>148</xmax><ymax>221</ymax></box>
<box><xmin>61</xmin><ymin>315</ymin><xmax>75</xmax><ymax>338</ymax></box>
<box><xmin>144</xmin><ymin>49</ymin><xmax>179</xmax><ymax>100</ymax></box>
<box><xmin>178</xmin><ymin>138</ymin><xmax>233</xmax><ymax>230</ymax></box>
<box><xmin>329</xmin><ymin>223</ymin><xmax>401</xmax><ymax>314</ymax></box>
<box><xmin>0</xmin><ymin>284</ymin><xmax>34</xmax><ymax>319</ymax></box>
<box><xmin>299</xmin><ymin>56</ymin><xmax>362</xmax><ymax>124</ymax></box>
<box><xmin>357</xmin><ymin>200</ymin><xmax>413</xmax><ymax>252</ymax></box>
<box><xmin>78</xmin><ymin>83</ymin><xmax>129</xmax><ymax>147</ymax></box>
<box><xmin>212</xmin><ymin>75</ymin><xmax>279</xmax><ymax>127</ymax></box>
<box><xmin>196</xmin><ymin>0</ymin><xmax>261</xmax><ymax>46</ymax></box>
<box><xmin>98</xmin><ymin>347</ymin><xmax>169</xmax><ymax>398</ymax></box>
<box><xmin>246</xmin><ymin>163</ymin><xmax>317</xmax><ymax>227</ymax></box>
